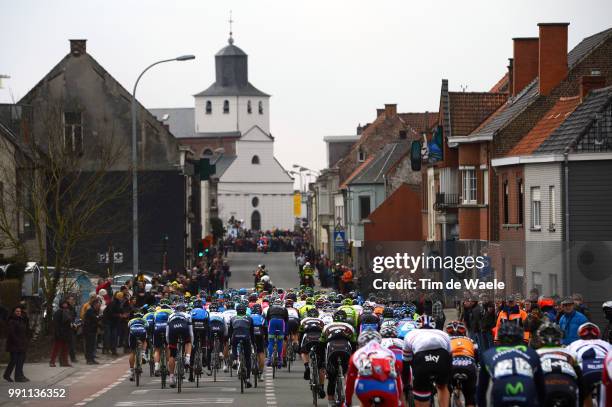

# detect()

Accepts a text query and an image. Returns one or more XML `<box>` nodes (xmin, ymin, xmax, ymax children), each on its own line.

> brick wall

<box><xmin>179</xmin><ymin>137</ymin><xmax>238</xmax><ymax>157</ymax></box>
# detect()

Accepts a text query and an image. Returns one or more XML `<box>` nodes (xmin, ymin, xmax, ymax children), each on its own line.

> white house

<box><xmin>151</xmin><ymin>34</ymin><xmax>294</xmax><ymax>232</ymax></box>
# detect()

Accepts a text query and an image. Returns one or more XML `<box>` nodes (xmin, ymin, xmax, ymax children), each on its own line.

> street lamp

<box><xmin>131</xmin><ymin>54</ymin><xmax>195</xmax><ymax>277</ymax></box>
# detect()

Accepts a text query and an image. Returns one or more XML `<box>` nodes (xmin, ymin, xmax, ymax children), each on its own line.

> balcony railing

<box><xmin>434</xmin><ymin>192</ymin><xmax>459</xmax><ymax>210</ymax></box>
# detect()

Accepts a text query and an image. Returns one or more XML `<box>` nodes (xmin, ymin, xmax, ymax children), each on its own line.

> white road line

<box><xmin>115</xmin><ymin>398</ymin><xmax>234</xmax><ymax>406</ymax></box>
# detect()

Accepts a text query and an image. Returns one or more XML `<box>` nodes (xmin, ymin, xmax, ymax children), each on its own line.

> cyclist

<box><xmin>603</xmin><ymin>350</ymin><xmax>612</xmax><ymax>407</ymax></box>
<box><xmin>380</xmin><ymin>323</ymin><xmax>404</xmax><ymax>363</ymax></box>
<box><xmin>478</xmin><ymin>322</ymin><xmax>546</xmax><ymax>407</ymax></box>
<box><xmin>228</xmin><ymin>303</ymin><xmax>255</xmax><ymax>388</ymax></box>
<box><xmin>166</xmin><ymin>303</ymin><xmax>193</xmax><ymax>388</ymax></box>
<box><xmin>265</xmin><ymin>298</ymin><xmax>288</xmax><ymax>368</ymax></box>
<box><xmin>207</xmin><ymin>302</ymin><xmax>226</xmax><ymax>374</ymax></box>
<box><xmin>128</xmin><ymin>311</ymin><xmax>148</xmax><ymax>381</ymax></box>
<box><xmin>345</xmin><ymin>330</ymin><xmax>403</xmax><ymax>407</ymax></box>
<box><xmin>567</xmin><ymin>322</ymin><xmax>612</xmax><ymax>407</ymax></box>
<box><xmin>299</xmin><ymin>298</ymin><xmax>315</xmax><ymax>319</ymax></box>
<box><xmin>189</xmin><ymin>299</ymin><xmax>209</xmax><ymax>379</ymax></box>
<box><xmin>143</xmin><ymin>305</ymin><xmax>156</xmax><ymax>362</ymax></box>
<box><xmin>358</xmin><ymin>305</ymin><xmax>380</xmax><ymax>333</ymax></box>
<box><xmin>299</xmin><ymin>308</ymin><xmax>326</xmax><ymax>399</ymax></box>
<box><xmin>445</xmin><ymin>321</ymin><xmax>478</xmax><ymax>407</ymax></box>
<box><xmin>302</xmin><ymin>262</ymin><xmax>315</xmax><ymax>287</ymax></box>
<box><xmin>603</xmin><ymin>301</ymin><xmax>612</xmax><ymax>344</ymax></box>
<box><xmin>222</xmin><ymin>302</ymin><xmax>237</xmax><ymax>372</ymax></box>
<box><xmin>153</xmin><ymin>302</ymin><xmax>172</xmax><ymax>376</ymax></box>
<box><xmin>250</xmin><ymin>303</ymin><xmax>267</xmax><ymax>378</ymax></box>
<box><xmin>535</xmin><ymin>322</ymin><xmax>582</xmax><ymax>406</ymax></box>
<box><xmin>338</xmin><ymin>299</ymin><xmax>359</xmax><ymax>331</ymax></box>
<box><xmin>403</xmin><ymin>315</ymin><xmax>451</xmax><ymax>407</ymax></box>
<box><xmin>285</xmin><ymin>298</ymin><xmax>301</xmax><ymax>358</ymax></box>
<box><xmin>321</xmin><ymin>309</ymin><xmax>355</xmax><ymax>407</ymax></box>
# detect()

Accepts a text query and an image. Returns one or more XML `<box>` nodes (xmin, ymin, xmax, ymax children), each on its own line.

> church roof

<box><xmin>195</xmin><ymin>82</ymin><xmax>269</xmax><ymax>97</ymax></box>
<box><xmin>215</xmin><ymin>44</ymin><xmax>247</xmax><ymax>56</ymax></box>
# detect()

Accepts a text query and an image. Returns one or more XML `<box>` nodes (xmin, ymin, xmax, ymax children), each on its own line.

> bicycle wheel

<box><xmin>195</xmin><ymin>347</ymin><xmax>201</xmax><ymax>388</ymax></box>
<box><xmin>252</xmin><ymin>353</ymin><xmax>258</xmax><ymax>388</ymax></box>
<box><xmin>287</xmin><ymin>342</ymin><xmax>292</xmax><ymax>373</ymax></box>
<box><xmin>213</xmin><ymin>337</ymin><xmax>219</xmax><ymax>382</ymax></box>
<box><xmin>161</xmin><ymin>347</ymin><xmax>167</xmax><ymax>389</ymax></box>
<box><xmin>310</xmin><ymin>352</ymin><xmax>318</xmax><ymax>406</ymax></box>
<box><xmin>335</xmin><ymin>358</ymin><xmax>345</xmax><ymax>406</ymax></box>
<box><xmin>177</xmin><ymin>341</ymin><xmax>183</xmax><ymax>393</ymax></box>
<box><xmin>148</xmin><ymin>343</ymin><xmax>155</xmax><ymax>377</ymax></box>
<box><xmin>239</xmin><ymin>344</ymin><xmax>244</xmax><ymax>394</ymax></box>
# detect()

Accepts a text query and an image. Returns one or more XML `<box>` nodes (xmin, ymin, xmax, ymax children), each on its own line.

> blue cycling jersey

<box><xmin>191</xmin><ymin>308</ymin><xmax>209</xmax><ymax>321</ymax></box>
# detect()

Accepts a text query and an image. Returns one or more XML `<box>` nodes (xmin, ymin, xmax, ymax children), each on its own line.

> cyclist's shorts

<box><xmin>268</xmin><ymin>318</ymin><xmax>286</xmax><ymax>337</ymax></box>
<box><xmin>300</xmin><ymin>331</ymin><xmax>321</xmax><ymax>354</ymax></box>
<box><xmin>451</xmin><ymin>358</ymin><xmax>477</xmax><ymax>406</ymax></box>
<box><xmin>326</xmin><ymin>339</ymin><xmax>352</xmax><ymax>372</ymax></box>
<box><xmin>128</xmin><ymin>325</ymin><xmax>147</xmax><ymax>350</ymax></box>
<box><xmin>167</xmin><ymin>319</ymin><xmax>191</xmax><ymax>348</ymax></box>
<box><xmin>287</xmin><ymin>318</ymin><xmax>300</xmax><ymax>335</ymax></box>
<box><xmin>153</xmin><ymin>324</ymin><xmax>167</xmax><ymax>348</ymax></box>
<box><xmin>581</xmin><ymin>359</ymin><xmax>604</xmax><ymax>393</ymax></box>
<box><xmin>253</xmin><ymin>334</ymin><xmax>265</xmax><ymax>353</ymax></box>
<box><xmin>491</xmin><ymin>376</ymin><xmax>538</xmax><ymax>407</ymax></box>
<box><xmin>543</xmin><ymin>373</ymin><xmax>579</xmax><ymax>407</ymax></box>
<box><xmin>192</xmin><ymin>319</ymin><xmax>208</xmax><ymax>334</ymax></box>
<box><xmin>354</xmin><ymin>377</ymin><xmax>398</xmax><ymax>406</ymax></box>
<box><xmin>412</xmin><ymin>348</ymin><xmax>452</xmax><ymax>399</ymax></box>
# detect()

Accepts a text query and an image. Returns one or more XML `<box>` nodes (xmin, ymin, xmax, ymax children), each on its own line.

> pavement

<box><xmin>0</xmin><ymin>252</ymin><xmax>457</xmax><ymax>406</ymax></box>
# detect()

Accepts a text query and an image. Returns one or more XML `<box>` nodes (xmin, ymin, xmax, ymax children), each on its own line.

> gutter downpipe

<box><xmin>563</xmin><ymin>148</ymin><xmax>570</xmax><ymax>297</ymax></box>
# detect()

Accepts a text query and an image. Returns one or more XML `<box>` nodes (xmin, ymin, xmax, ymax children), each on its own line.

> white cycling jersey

<box><xmin>567</xmin><ymin>339</ymin><xmax>612</xmax><ymax>362</ymax></box>
<box><xmin>287</xmin><ymin>307</ymin><xmax>299</xmax><ymax>320</ymax></box>
<box><xmin>403</xmin><ymin>329</ymin><xmax>451</xmax><ymax>361</ymax></box>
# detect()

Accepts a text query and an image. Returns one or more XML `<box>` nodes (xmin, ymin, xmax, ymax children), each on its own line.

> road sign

<box><xmin>333</xmin><ymin>230</ymin><xmax>346</xmax><ymax>253</ymax></box>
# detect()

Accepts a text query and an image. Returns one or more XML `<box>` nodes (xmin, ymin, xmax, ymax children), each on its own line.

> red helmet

<box><xmin>577</xmin><ymin>322</ymin><xmax>601</xmax><ymax>339</ymax></box>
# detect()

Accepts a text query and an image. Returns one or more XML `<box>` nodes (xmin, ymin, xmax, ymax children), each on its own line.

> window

<box><xmin>223</xmin><ymin>100</ymin><xmax>230</xmax><ymax>114</ymax></box>
<box><xmin>517</xmin><ymin>179</ymin><xmax>524</xmax><ymax>225</ymax></box>
<box><xmin>64</xmin><ymin>112</ymin><xmax>83</xmax><ymax>154</ymax></box>
<box><xmin>531</xmin><ymin>187</ymin><xmax>541</xmax><ymax>230</ymax></box>
<box><xmin>251</xmin><ymin>210</ymin><xmax>261</xmax><ymax>230</ymax></box>
<box><xmin>205</xmin><ymin>100</ymin><xmax>212</xmax><ymax>114</ymax></box>
<box><xmin>359</xmin><ymin>196</ymin><xmax>371</xmax><ymax>220</ymax></box>
<box><xmin>357</xmin><ymin>148</ymin><xmax>366</xmax><ymax>162</ymax></box>
<box><xmin>549</xmin><ymin>274</ymin><xmax>558</xmax><ymax>296</ymax></box>
<box><xmin>251</xmin><ymin>155</ymin><xmax>260</xmax><ymax>164</ymax></box>
<box><xmin>252</xmin><ymin>197</ymin><xmax>259</xmax><ymax>207</ymax></box>
<box><xmin>258</xmin><ymin>101</ymin><xmax>263</xmax><ymax>114</ymax></box>
<box><xmin>461</xmin><ymin>169</ymin><xmax>476</xmax><ymax>204</ymax></box>
<box><xmin>483</xmin><ymin>169</ymin><xmax>489</xmax><ymax>205</ymax></box>
<box><xmin>503</xmin><ymin>180</ymin><xmax>509</xmax><ymax>224</ymax></box>
<box><xmin>247</xmin><ymin>100</ymin><xmax>252</xmax><ymax>114</ymax></box>
<box><xmin>549</xmin><ymin>186</ymin><xmax>556</xmax><ymax>230</ymax></box>
<box><xmin>202</xmin><ymin>148</ymin><xmax>213</xmax><ymax>156</ymax></box>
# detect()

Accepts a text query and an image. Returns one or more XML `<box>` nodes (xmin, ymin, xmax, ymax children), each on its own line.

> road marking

<box><xmin>115</xmin><ymin>399</ymin><xmax>234</xmax><ymax>406</ymax></box>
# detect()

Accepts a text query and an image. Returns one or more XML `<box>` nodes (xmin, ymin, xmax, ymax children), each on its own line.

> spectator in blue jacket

<box><xmin>559</xmin><ymin>297</ymin><xmax>588</xmax><ymax>345</ymax></box>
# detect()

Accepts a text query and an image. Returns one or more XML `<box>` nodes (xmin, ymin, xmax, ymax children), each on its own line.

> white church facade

<box><xmin>151</xmin><ymin>35</ymin><xmax>294</xmax><ymax>233</ymax></box>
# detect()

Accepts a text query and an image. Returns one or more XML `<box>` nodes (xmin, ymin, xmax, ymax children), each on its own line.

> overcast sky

<box><xmin>2</xmin><ymin>0</ymin><xmax>611</xmax><ymax>178</ymax></box>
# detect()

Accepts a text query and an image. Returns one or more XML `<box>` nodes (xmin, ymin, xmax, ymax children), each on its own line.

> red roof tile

<box><xmin>489</xmin><ymin>73</ymin><xmax>510</xmax><ymax>93</ymax></box>
<box><xmin>449</xmin><ymin>92</ymin><xmax>508</xmax><ymax>137</ymax></box>
<box><xmin>507</xmin><ymin>96</ymin><xmax>581</xmax><ymax>156</ymax></box>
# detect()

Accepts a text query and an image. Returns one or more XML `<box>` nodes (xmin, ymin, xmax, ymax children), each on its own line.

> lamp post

<box><xmin>131</xmin><ymin>55</ymin><xmax>195</xmax><ymax>277</ymax></box>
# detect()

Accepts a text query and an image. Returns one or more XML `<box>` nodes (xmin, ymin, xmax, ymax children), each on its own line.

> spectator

<box><xmin>49</xmin><ymin>299</ymin><xmax>72</xmax><ymax>367</ymax></box>
<box><xmin>432</xmin><ymin>296</ymin><xmax>445</xmax><ymax>331</ymax></box>
<box><xmin>66</xmin><ymin>295</ymin><xmax>78</xmax><ymax>363</ymax></box>
<box><xmin>572</xmin><ymin>293</ymin><xmax>591</xmax><ymax>321</ymax></box>
<box><xmin>83</xmin><ymin>297</ymin><xmax>101</xmax><ymax>364</ymax></box>
<box><xmin>103</xmin><ymin>292</ymin><xmax>123</xmax><ymax>355</ymax></box>
<box><xmin>3</xmin><ymin>306</ymin><xmax>29</xmax><ymax>382</ymax></box>
<box><xmin>481</xmin><ymin>300</ymin><xmax>496</xmax><ymax>351</ymax></box>
<box><xmin>559</xmin><ymin>297</ymin><xmax>588</xmax><ymax>345</ymax></box>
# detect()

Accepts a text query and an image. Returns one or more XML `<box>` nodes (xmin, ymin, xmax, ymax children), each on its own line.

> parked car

<box><xmin>111</xmin><ymin>273</ymin><xmax>152</xmax><ymax>293</ymax></box>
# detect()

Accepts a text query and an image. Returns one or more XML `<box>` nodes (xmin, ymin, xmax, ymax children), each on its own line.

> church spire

<box><xmin>228</xmin><ymin>10</ymin><xmax>234</xmax><ymax>45</ymax></box>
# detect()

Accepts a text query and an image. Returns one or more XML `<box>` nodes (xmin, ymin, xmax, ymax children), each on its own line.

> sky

<box><xmin>1</xmin><ymin>0</ymin><xmax>611</xmax><ymax>178</ymax></box>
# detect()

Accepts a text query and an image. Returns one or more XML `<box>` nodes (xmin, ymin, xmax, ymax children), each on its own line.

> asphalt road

<box><xmin>3</xmin><ymin>252</ymin><xmax>321</xmax><ymax>407</ymax></box>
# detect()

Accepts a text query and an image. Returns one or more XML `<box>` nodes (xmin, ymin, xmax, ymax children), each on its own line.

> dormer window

<box><xmin>357</xmin><ymin>148</ymin><xmax>366</xmax><ymax>162</ymax></box>
<box><xmin>258</xmin><ymin>101</ymin><xmax>263</xmax><ymax>115</ymax></box>
<box><xmin>247</xmin><ymin>100</ymin><xmax>252</xmax><ymax>114</ymax></box>
<box><xmin>202</xmin><ymin>148</ymin><xmax>213</xmax><ymax>157</ymax></box>
<box><xmin>205</xmin><ymin>101</ymin><xmax>212</xmax><ymax>114</ymax></box>
<box><xmin>223</xmin><ymin>100</ymin><xmax>230</xmax><ymax>114</ymax></box>
<box><xmin>251</xmin><ymin>155</ymin><xmax>260</xmax><ymax>164</ymax></box>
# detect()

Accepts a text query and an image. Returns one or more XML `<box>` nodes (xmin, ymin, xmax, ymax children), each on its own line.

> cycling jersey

<box><xmin>403</xmin><ymin>329</ymin><xmax>451</xmax><ymax>361</ymax></box>
<box><xmin>298</xmin><ymin>304</ymin><xmax>314</xmax><ymax>319</ymax></box>
<box><xmin>449</xmin><ymin>336</ymin><xmax>478</xmax><ymax>407</ymax></box>
<box><xmin>381</xmin><ymin>338</ymin><xmax>404</xmax><ymax>362</ymax></box>
<box><xmin>358</xmin><ymin>313</ymin><xmax>380</xmax><ymax>333</ymax></box>
<box><xmin>299</xmin><ymin>317</ymin><xmax>324</xmax><ymax>354</ymax></box>
<box><xmin>397</xmin><ymin>319</ymin><xmax>418</xmax><ymax>339</ymax></box>
<box><xmin>191</xmin><ymin>308</ymin><xmax>209</xmax><ymax>335</ymax></box>
<box><xmin>338</xmin><ymin>305</ymin><xmax>358</xmax><ymax>328</ymax></box>
<box><xmin>287</xmin><ymin>307</ymin><xmax>300</xmax><ymax>335</ymax></box>
<box><xmin>345</xmin><ymin>341</ymin><xmax>403</xmax><ymax>406</ymax></box>
<box><xmin>602</xmin><ymin>351</ymin><xmax>612</xmax><ymax>407</ymax></box>
<box><xmin>208</xmin><ymin>311</ymin><xmax>226</xmax><ymax>337</ymax></box>
<box><xmin>144</xmin><ymin>312</ymin><xmax>156</xmax><ymax>331</ymax></box>
<box><xmin>250</xmin><ymin>313</ymin><xmax>267</xmax><ymax>353</ymax></box>
<box><xmin>153</xmin><ymin>308</ymin><xmax>172</xmax><ymax>348</ymax></box>
<box><xmin>478</xmin><ymin>344</ymin><xmax>546</xmax><ymax>407</ymax></box>
<box><xmin>167</xmin><ymin>311</ymin><xmax>193</xmax><ymax>349</ymax></box>
<box><xmin>536</xmin><ymin>346</ymin><xmax>581</xmax><ymax>406</ymax></box>
<box><xmin>450</xmin><ymin>335</ymin><xmax>478</xmax><ymax>360</ymax></box>
<box><xmin>567</xmin><ymin>339</ymin><xmax>612</xmax><ymax>392</ymax></box>
<box><xmin>128</xmin><ymin>317</ymin><xmax>147</xmax><ymax>350</ymax></box>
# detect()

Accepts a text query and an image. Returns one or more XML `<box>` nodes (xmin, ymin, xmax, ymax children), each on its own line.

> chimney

<box><xmin>69</xmin><ymin>39</ymin><xmax>87</xmax><ymax>57</ymax></box>
<box><xmin>538</xmin><ymin>23</ymin><xmax>569</xmax><ymax>96</ymax></box>
<box><xmin>507</xmin><ymin>58</ymin><xmax>514</xmax><ymax>96</ymax></box>
<box><xmin>513</xmin><ymin>37</ymin><xmax>539</xmax><ymax>95</ymax></box>
<box><xmin>376</xmin><ymin>108</ymin><xmax>385</xmax><ymax>118</ymax></box>
<box><xmin>580</xmin><ymin>75</ymin><xmax>606</xmax><ymax>99</ymax></box>
<box><xmin>384</xmin><ymin>104</ymin><xmax>397</xmax><ymax>117</ymax></box>
<box><xmin>356</xmin><ymin>123</ymin><xmax>363</xmax><ymax>135</ymax></box>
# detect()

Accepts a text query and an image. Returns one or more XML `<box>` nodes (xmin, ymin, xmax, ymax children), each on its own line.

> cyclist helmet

<box><xmin>140</xmin><ymin>305</ymin><xmax>149</xmax><ymax>314</ymax></box>
<box><xmin>261</xmin><ymin>275</ymin><xmax>270</xmax><ymax>283</ymax></box>
<box><xmin>306</xmin><ymin>308</ymin><xmax>320</xmax><ymax>318</ymax></box>
<box><xmin>236</xmin><ymin>303</ymin><xmax>247</xmax><ymax>315</ymax></box>
<box><xmin>416</xmin><ymin>315</ymin><xmax>436</xmax><ymax>329</ymax></box>
<box><xmin>603</xmin><ymin>301</ymin><xmax>612</xmax><ymax>318</ymax></box>
<box><xmin>497</xmin><ymin>322</ymin><xmax>525</xmax><ymax>345</ymax></box>
<box><xmin>342</xmin><ymin>298</ymin><xmax>353</xmax><ymax>306</ymax></box>
<box><xmin>251</xmin><ymin>303</ymin><xmax>262</xmax><ymax>314</ymax></box>
<box><xmin>133</xmin><ymin>312</ymin><xmax>144</xmax><ymax>318</ymax></box>
<box><xmin>333</xmin><ymin>309</ymin><xmax>348</xmax><ymax>323</ymax></box>
<box><xmin>305</xmin><ymin>297</ymin><xmax>315</xmax><ymax>306</ymax></box>
<box><xmin>192</xmin><ymin>299</ymin><xmax>203</xmax><ymax>308</ymax></box>
<box><xmin>382</xmin><ymin>307</ymin><xmax>395</xmax><ymax>319</ymax></box>
<box><xmin>315</xmin><ymin>297</ymin><xmax>325</xmax><ymax>308</ymax></box>
<box><xmin>537</xmin><ymin>322</ymin><xmax>564</xmax><ymax>346</ymax></box>
<box><xmin>215</xmin><ymin>290</ymin><xmax>224</xmax><ymax>298</ymax></box>
<box><xmin>285</xmin><ymin>299</ymin><xmax>294</xmax><ymax>308</ymax></box>
<box><xmin>160</xmin><ymin>304</ymin><xmax>172</xmax><ymax>310</ymax></box>
<box><xmin>286</xmin><ymin>292</ymin><xmax>297</xmax><ymax>301</ymax></box>
<box><xmin>160</xmin><ymin>298</ymin><xmax>171</xmax><ymax>305</ymax></box>
<box><xmin>336</xmin><ymin>294</ymin><xmax>345</xmax><ymax>302</ymax></box>
<box><xmin>273</xmin><ymin>298</ymin><xmax>283</xmax><ymax>307</ymax></box>
<box><xmin>208</xmin><ymin>303</ymin><xmax>219</xmax><ymax>312</ymax></box>
<box><xmin>445</xmin><ymin>320</ymin><xmax>467</xmax><ymax>336</ymax></box>
<box><xmin>175</xmin><ymin>303</ymin><xmax>187</xmax><ymax>312</ymax></box>
<box><xmin>578</xmin><ymin>322</ymin><xmax>601</xmax><ymax>340</ymax></box>
<box><xmin>380</xmin><ymin>324</ymin><xmax>398</xmax><ymax>338</ymax></box>
<box><xmin>358</xmin><ymin>330</ymin><xmax>382</xmax><ymax>347</ymax></box>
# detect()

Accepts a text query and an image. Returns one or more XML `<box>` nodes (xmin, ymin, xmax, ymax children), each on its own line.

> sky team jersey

<box><xmin>450</xmin><ymin>336</ymin><xmax>477</xmax><ymax>359</ymax></box>
<box><xmin>403</xmin><ymin>329</ymin><xmax>451</xmax><ymax>361</ymax></box>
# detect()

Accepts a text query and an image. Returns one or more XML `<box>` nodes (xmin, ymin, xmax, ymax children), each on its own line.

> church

<box><xmin>151</xmin><ymin>33</ymin><xmax>294</xmax><ymax>233</ymax></box>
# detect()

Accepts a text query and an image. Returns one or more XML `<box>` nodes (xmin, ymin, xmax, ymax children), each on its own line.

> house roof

<box><xmin>212</xmin><ymin>155</ymin><xmax>237</xmax><ymax>178</ymax></box>
<box><xmin>467</xmin><ymin>27</ymin><xmax>612</xmax><ymax>141</ymax></box>
<box><xmin>507</xmin><ymin>96</ymin><xmax>581</xmax><ymax>156</ymax></box>
<box><xmin>398</xmin><ymin>112</ymin><xmax>438</xmax><ymax>133</ymax></box>
<box><xmin>194</xmin><ymin>82</ymin><xmax>270</xmax><ymax>98</ymax></box>
<box><xmin>350</xmin><ymin>142</ymin><xmax>410</xmax><ymax>185</ymax></box>
<box><xmin>535</xmin><ymin>86</ymin><xmax>612</xmax><ymax>154</ymax></box>
<box><xmin>489</xmin><ymin>73</ymin><xmax>510</xmax><ymax>93</ymax></box>
<box><xmin>149</xmin><ymin>107</ymin><xmax>195</xmax><ymax>138</ymax></box>
<box><xmin>448</xmin><ymin>91</ymin><xmax>508</xmax><ymax>137</ymax></box>
<box><xmin>340</xmin><ymin>157</ymin><xmax>373</xmax><ymax>189</ymax></box>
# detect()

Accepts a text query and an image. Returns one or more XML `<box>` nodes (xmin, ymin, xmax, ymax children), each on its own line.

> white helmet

<box><xmin>144</xmin><ymin>283</ymin><xmax>152</xmax><ymax>293</ymax></box>
<box><xmin>305</xmin><ymin>262</ymin><xmax>311</xmax><ymax>267</ymax></box>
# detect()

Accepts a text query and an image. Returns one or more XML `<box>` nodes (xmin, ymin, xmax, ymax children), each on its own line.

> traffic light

<box><xmin>197</xmin><ymin>240</ymin><xmax>204</xmax><ymax>257</ymax></box>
